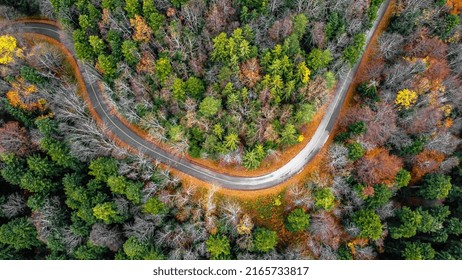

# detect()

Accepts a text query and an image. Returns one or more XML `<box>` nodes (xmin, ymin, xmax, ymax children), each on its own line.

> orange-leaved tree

<box><xmin>412</xmin><ymin>149</ymin><xmax>445</xmax><ymax>182</ymax></box>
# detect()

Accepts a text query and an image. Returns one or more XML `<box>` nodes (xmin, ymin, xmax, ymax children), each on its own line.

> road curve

<box><xmin>2</xmin><ymin>1</ymin><xmax>390</xmax><ymax>190</ymax></box>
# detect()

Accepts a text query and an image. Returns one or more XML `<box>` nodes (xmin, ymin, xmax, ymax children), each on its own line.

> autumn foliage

<box><xmin>6</xmin><ymin>78</ymin><xmax>46</xmax><ymax>111</ymax></box>
<box><xmin>0</xmin><ymin>35</ymin><xmax>23</xmax><ymax>65</ymax></box>
<box><xmin>130</xmin><ymin>15</ymin><xmax>153</xmax><ymax>43</ymax></box>
<box><xmin>412</xmin><ymin>150</ymin><xmax>445</xmax><ymax>181</ymax></box>
<box><xmin>447</xmin><ymin>0</ymin><xmax>462</xmax><ymax>14</ymax></box>
<box><xmin>356</xmin><ymin>148</ymin><xmax>403</xmax><ymax>186</ymax></box>
<box><xmin>239</xmin><ymin>58</ymin><xmax>261</xmax><ymax>88</ymax></box>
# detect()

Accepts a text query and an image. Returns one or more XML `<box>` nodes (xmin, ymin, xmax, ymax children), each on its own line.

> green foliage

<box><xmin>155</xmin><ymin>57</ymin><xmax>172</xmax><ymax>83</ymax></box>
<box><xmin>20</xmin><ymin>66</ymin><xmax>47</xmax><ymax>85</ymax></box>
<box><xmin>171</xmin><ymin>0</ymin><xmax>188</xmax><ymax>8</ymax></box>
<box><xmin>347</xmin><ymin>142</ymin><xmax>365</xmax><ymax>161</ymax></box>
<box><xmin>74</xmin><ymin>243</ymin><xmax>108</xmax><ymax>260</ymax></box>
<box><xmin>78</xmin><ymin>14</ymin><xmax>93</xmax><ymax>31</ymax></box>
<box><xmin>0</xmin><ymin>217</ymin><xmax>40</xmax><ymax>250</ymax></box>
<box><xmin>20</xmin><ymin>171</ymin><xmax>58</xmax><ymax>193</ymax></box>
<box><xmin>185</xmin><ymin>77</ymin><xmax>205</xmax><ymax>99</ymax></box>
<box><xmin>279</xmin><ymin>123</ymin><xmax>298</xmax><ymax>146</ymax></box>
<box><xmin>35</xmin><ymin>117</ymin><xmax>58</xmax><ymax>137</ymax></box>
<box><xmin>89</xmin><ymin>157</ymin><xmax>118</xmax><ymax>182</ymax></box>
<box><xmin>439</xmin><ymin>14</ymin><xmax>460</xmax><ymax>38</ymax></box>
<box><xmin>325</xmin><ymin>12</ymin><xmax>345</xmax><ymax>40</ymax></box>
<box><xmin>27</xmin><ymin>154</ymin><xmax>58</xmax><ymax>177</ymax></box>
<box><xmin>211</xmin><ymin>29</ymin><xmax>252</xmax><ymax>67</ymax></box>
<box><xmin>306</xmin><ymin>48</ymin><xmax>333</xmax><ymax>72</ymax></box>
<box><xmin>357</xmin><ymin>82</ymin><xmax>379</xmax><ymax>101</ymax></box>
<box><xmin>106</xmin><ymin>30</ymin><xmax>123</xmax><ymax>60</ymax></box>
<box><xmin>224</xmin><ymin>132</ymin><xmax>239</xmax><ymax>151</ymax></box>
<box><xmin>338</xmin><ymin>244</ymin><xmax>353</xmax><ymax>260</ymax></box>
<box><xmin>253</xmin><ymin>228</ymin><xmax>278</xmax><ymax>253</ymax></box>
<box><xmin>124</xmin><ymin>0</ymin><xmax>140</xmax><ymax>18</ymax></box>
<box><xmin>447</xmin><ymin>218</ymin><xmax>462</xmax><ymax>235</ymax></box>
<box><xmin>237</xmin><ymin>0</ymin><xmax>265</xmax><ymax>10</ymax></box>
<box><xmin>399</xmin><ymin>136</ymin><xmax>426</xmax><ymax>156</ymax></box>
<box><xmin>102</xmin><ymin>0</ymin><xmax>122</xmax><ymax>11</ymax></box>
<box><xmin>389</xmin><ymin>11</ymin><xmax>419</xmax><ymax>35</ymax></box>
<box><xmin>353</xmin><ymin>209</ymin><xmax>383</xmax><ymax>240</ymax></box>
<box><xmin>243</xmin><ymin>147</ymin><xmax>264</xmax><ymax>170</ymax></box>
<box><xmin>395</xmin><ymin>169</ymin><xmax>411</xmax><ymax>188</ymax></box>
<box><xmin>365</xmin><ymin>184</ymin><xmax>394</xmax><ymax>209</ymax></box>
<box><xmin>168</xmin><ymin>125</ymin><xmax>184</xmax><ymax>142</ymax></box>
<box><xmin>295</xmin><ymin>103</ymin><xmax>316</xmax><ymax>125</ymax></box>
<box><xmin>172</xmin><ymin>78</ymin><xmax>186</xmax><ymax>101</ymax></box>
<box><xmin>343</xmin><ymin>33</ymin><xmax>366</xmax><ymax>66</ymax></box>
<box><xmin>199</xmin><ymin>96</ymin><xmax>221</xmax><ymax>117</ymax></box>
<box><xmin>0</xmin><ymin>155</ymin><xmax>26</xmax><ymax>186</ymax></box>
<box><xmin>420</xmin><ymin>174</ymin><xmax>452</xmax><ymax>200</ymax></box>
<box><xmin>368</xmin><ymin>0</ymin><xmax>384</xmax><ymax>25</ymax></box>
<box><xmin>121</xmin><ymin>236</ymin><xmax>164</xmax><ymax>260</ymax></box>
<box><xmin>97</xmin><ymin>54</ymin><xmax>117</xmax><ymax>78</ymax></box>
<box><xmin>121</xmin><ymin>40</ymin><xmax>139</xmax><ymax>67</ymax></box>
<box><xmin>403</xmin><ymin>242</ymin><xmax>435</xmax><ymax>260</ymax></box>
<box><xmin>348</xmin><ymin>121</ymin><xmax>367</xmax><ymax>136</ymax></box>
<box><xmin>73</xmin><ymin>29</ymin><xmax>94</xmax><ymax>60</ymax></box>
<box><xmin>1</xmin><ymin>99</ymin><xmax>36</xmax><ymax>127</ymax></box>
<box><xmin>292</xmin><ymin>14</ymin><xmax>308</xmax><ymax>40</ymax></box>
<box><xmin>314</xmin><ymin>188</ymin><xmax>336</xmax><ymax>211</ymax></box>
<box><xmin>324</xmin><ymin>71</ymin><xmax>336</xmax><ymax>89</ymax></box>
<box><xmin>206</xmin><ymin>234</ymin><xmax>231</xmax><ymax>260</ymax></box>
<box><xmin>146</xmin><ymin>11</ymin><xmax>165</xmax><ymax>32</ymax></box>
<box><xmin>143</xmin><ymin>197</ymin><xmax>167</xmax><ymax>215</ymax></box>
<box><xmin>107</xmin><ymin>176</ymin><xmax>143</xmax><ymax>204</ymax></box>
<box><xmin>89</xmin><ymin>35</ymin><xmax>106</xmax><ymax>56</ymax></box>
<box><xmin>93</xmin><ymin>202</ymin><xmax>125</xmax><ymax>224</ymax></box>
<box><xmin>390</xmin><ymin>207</ymin><xmax>422</xmax><ymax>239</ymax></box>
<box><xmin>285</xmin><ymin>208</ymin><xmax>310</xmax><ymax>232</ymax></box>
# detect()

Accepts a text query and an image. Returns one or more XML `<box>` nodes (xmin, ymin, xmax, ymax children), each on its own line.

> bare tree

<box><xmin>31</xmin><ymin>197</ymin><xmax>63</xmax><ymax>244</ymax></box>
<box><xmin>319</xmin><ymin>245</ymin><xmax>338</xmax><ymax>260</ymax></box>
<box><xmin>287</xmin><ymin>184</ymin><xmax>314</xmax><ymax>210</ymax></box>
<box><xmin>0</xmin><ymin>5</ymin><xmax>21</xmax><ymax>19</ymax></box>
<box><xmin>89</xmin><ymin>223</ymin><xmax>123</xmax><ymax>252</ymax></box>
<box><xmin>0</xmin><ymin>121</ymin><xmax>33</xmax><ymax>156</ymax></box>
<box><xmin>220</xmin><ymin>200</ymin><xmax>242</xmax><ymax>229</ymax></box>
<box><xmin>61</xmin><ymin>227</ymin><xmax>84</xmax><ymax>253</ymax></box>
<box><xmin>425</xmin><ymin>132</ymin><xmax>461</xmax><ymax>155</ymax></box>
<box><xmin>354</xmin><ymin>245</ymin><xmax>376</xmax><ymax>260</ymax></box>
<box><xmin>376</xmin><ymin>201</ymin><xmax>396</xmax><ymax>220</ymax></box>
<box><xmin>37</xmin><ymin>0</ymin><xmax>55</xmax><ymax>19</ymax></box>
<box><xmin>328</xmin><ymin>143</ymin><xmax>349</xmax><ymax>171</ymax></box>
<box><xmin>181</xmin><ymin>0</ymin><xmax>205</xmax><ymax>32</ymax></box>
<box><xmin>310</xmin><ymin>211</ymin><xmax>342</xmax><ymax>250</ymax></box>
<box><xmin>1</xmin><ymin>193</ymin><xmax>26</xmax><ymax>218</ymax></box>
<box><xmin>378</xmin><ymin>32</ymin><xmax>404</xmax><ymax>60</ymax></box>
<box><xmin>440</xmin><ymin>157</ymin><xmax>460</xmax><ymax>174</ymax></box>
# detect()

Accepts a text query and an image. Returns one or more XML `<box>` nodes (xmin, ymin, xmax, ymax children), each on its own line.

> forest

<box><xmin>0</xmin><ymin>0</ymin><xmax>461</xmax><ymax>260</ymax></box>
<box><xmin>46</xmin><ymin>0</ymin><xmax>383</xmax><ymax>169</ymax></box>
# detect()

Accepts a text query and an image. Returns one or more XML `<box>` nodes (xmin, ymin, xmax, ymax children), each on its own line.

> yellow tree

<box><xmin>297</xmin><ymin>61</ymin><xmax>311</xmax><ymax>84</ymax></box>
<box><xmin>0</xmin><ymin>35</ymin><xmax>23</xmax><ymax>65</ymax></box>
<box><xmin>395</xmin><ymin>89</ymin><xmax>417</xmax><ymax>110</ymax></box>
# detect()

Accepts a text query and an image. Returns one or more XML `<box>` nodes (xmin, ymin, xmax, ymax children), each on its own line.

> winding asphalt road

<box><xmin>2</xmin><ymin>1</ymin><xmax>390</xmax><ymax>190</ymax></box>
